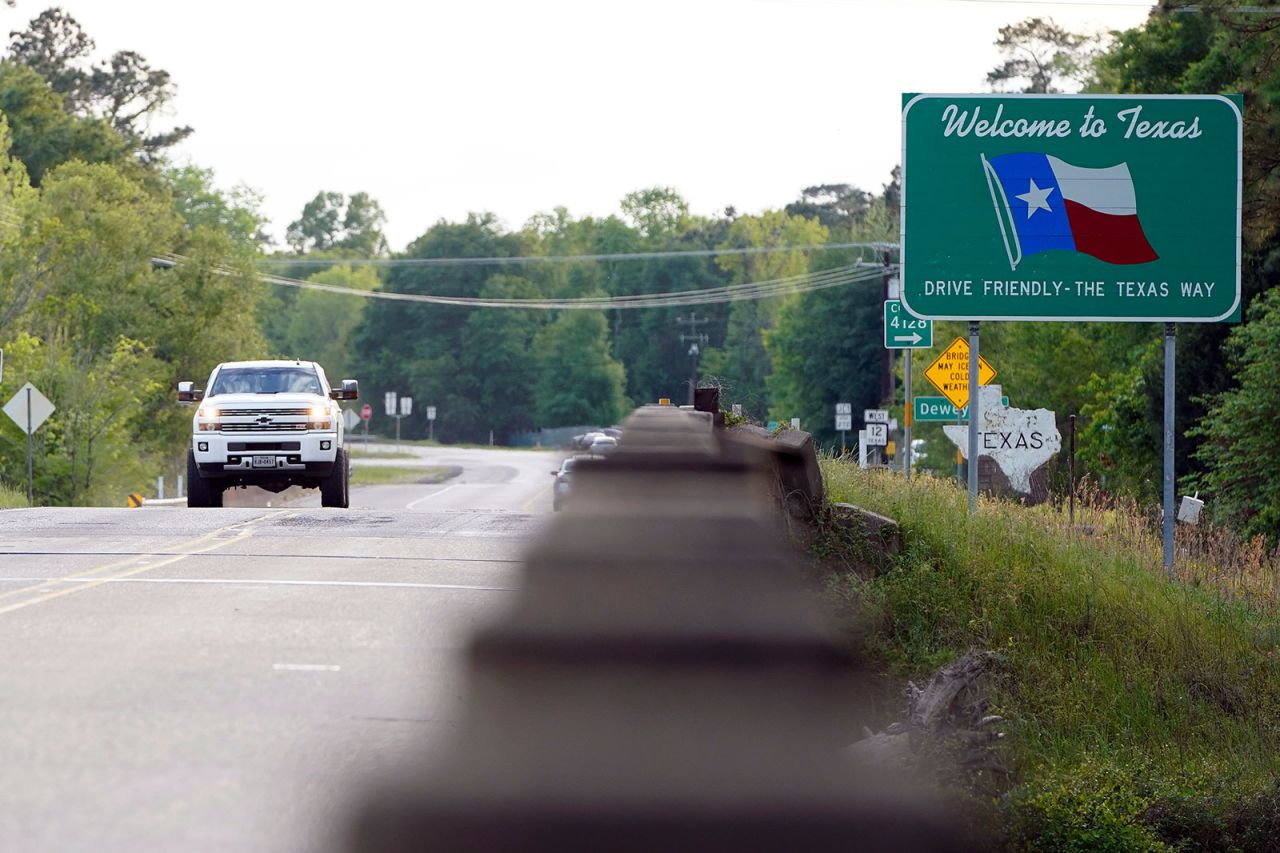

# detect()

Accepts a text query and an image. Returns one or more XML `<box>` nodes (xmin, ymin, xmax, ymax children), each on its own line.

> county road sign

<box><xmin>883</xmin><ymin>300</ymin><xmax>933</xmax><ymax>349</ymax></box>
<box><xmin>901</xmin><ymin>94</ymin><xmax>1241</xmax><ymax>322</ymax></box>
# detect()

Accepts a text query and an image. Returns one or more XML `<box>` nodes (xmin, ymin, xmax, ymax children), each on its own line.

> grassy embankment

<box><xmin>823</xmin><ymin>461</ymin><xmax>1280</xmax><ymax>851</ymax></box>
<box><xmin>0</xmin><ymin>481</ymin><xmax>25</xmax><ymax>508</ymax></box>
<box><xmin>349</xmin><ymin>465</ymin><xmax>457</xmax><ymax>487</ymax></box>
<box><xmin>348</xmin><ymin>448</ymin><xmax>419</xmax><ymax>460</ymax></box>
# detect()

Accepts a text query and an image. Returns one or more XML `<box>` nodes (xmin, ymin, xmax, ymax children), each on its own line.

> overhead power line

<box><xmin>254</xmin><ymin>241</ymin><xmax>898</xmax><ymax>268</ymax></box>
<box><xmin>153</xmin><ymin>254</ymin><xmax>890</xmax><ymax>310</ymax></box>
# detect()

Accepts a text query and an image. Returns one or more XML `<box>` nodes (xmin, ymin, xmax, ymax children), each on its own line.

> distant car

<box><xmin>551</xmin><ymin>455</ymin><xmax>590</xmax><ymax>511</ymax></box>
<box><xmin>589</xmin><ymin>436</ymin><xmax>618</xmax><ymax>457</ymax></box>
<box><xmin>573</xmin><ymin>431</ymin><xmax>607</xmax><ymax>450</ymax></box>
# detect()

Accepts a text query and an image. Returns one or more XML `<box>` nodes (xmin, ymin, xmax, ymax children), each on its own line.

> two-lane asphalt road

<box><xmin>0</xmin><ymin>445</ymin><xmax>558</xmax><ymax>853</ymax></box>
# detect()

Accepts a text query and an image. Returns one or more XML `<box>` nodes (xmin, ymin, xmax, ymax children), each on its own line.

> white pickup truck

<box><xmin>177</xmin><ymin>360</ymin><xmax>359</xmax><ymax>508</ymax></box>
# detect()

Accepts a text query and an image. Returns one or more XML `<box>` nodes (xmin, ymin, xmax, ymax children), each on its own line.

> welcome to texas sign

<box><xmin>900</xmin><ymin>94</ymin><xmax>1241</xmax><ymax>322</ymax></box>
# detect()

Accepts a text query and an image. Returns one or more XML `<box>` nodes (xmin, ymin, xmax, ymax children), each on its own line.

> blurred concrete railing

<box><xmin>344</xmin><ymin>404</ymin><xmax>975</xmax><ymax>853</ymax></box>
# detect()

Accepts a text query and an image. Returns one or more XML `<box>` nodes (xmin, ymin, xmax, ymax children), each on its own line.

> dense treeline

<box><xmin>2</xmin><ymin>3</ymin><xmax>1280</xmax><ymax>548</ymax></box>
<box><xmin>0</xmin><ymin>9</ymin><xmax>265</xmax><ymax>506</ymax></box>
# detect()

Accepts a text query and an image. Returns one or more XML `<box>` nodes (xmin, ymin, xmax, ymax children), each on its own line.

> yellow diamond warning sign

<box><xmin>924</xmin><ymin>337</ymin><xmax>997</xmax><ymax>410</ymax></box>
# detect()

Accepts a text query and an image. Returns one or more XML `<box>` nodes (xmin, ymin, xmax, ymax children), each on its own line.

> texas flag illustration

<box><xmin>981</xmin><ymin>152</ymin><xmax>1158</xmax><ymax>271</ymax></box>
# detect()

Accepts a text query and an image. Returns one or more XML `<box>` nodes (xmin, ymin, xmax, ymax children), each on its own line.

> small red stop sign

<box><xmin>360</xmin><ymin>404</ymin><xmax>372</xmax><ymax>421</ymax></box>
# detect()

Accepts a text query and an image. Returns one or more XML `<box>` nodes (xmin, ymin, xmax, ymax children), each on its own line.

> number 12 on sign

<box><xmin>884</xmin><ymin>300</ymin><xmax>933</xmax><ymax>349</ymax></box>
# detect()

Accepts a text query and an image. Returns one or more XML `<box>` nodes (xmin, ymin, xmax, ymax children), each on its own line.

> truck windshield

<box><xmin>209</xmin><ymin>367</ymin><xmax>322</xmax><ymax>395</ymax></box>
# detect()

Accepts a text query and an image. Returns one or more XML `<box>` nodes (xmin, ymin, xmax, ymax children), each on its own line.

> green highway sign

<box><xmin>914</xmin><ymin>395</ymin><xmax>1009</xmax><ymax>422</ymax></box>
<box><xmin>901</xmin><ymin>94</ymin><xmax>1241</xmax><ymax>322</ymax></box>
<box><xmin>883</xmin><ymin>299</ymin><xmax>933</xmax><ymax>348</ymax></box>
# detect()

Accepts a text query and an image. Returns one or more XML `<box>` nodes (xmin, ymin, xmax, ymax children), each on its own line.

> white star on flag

<box><xmin>1016</xmin><ymin>178</ymin><xmax>1054</xmax><ymax>218</ymax></box>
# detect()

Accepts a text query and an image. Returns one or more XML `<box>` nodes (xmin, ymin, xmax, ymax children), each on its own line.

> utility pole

<box><xmin>880</xmin><ymin>248</ymin><xmax>894</xmax><ymax>405</ymax></box>
<box><xmin>676</xmin><ymin>314</ymin><xmax>709</xmax><ymax>406</ymax></box>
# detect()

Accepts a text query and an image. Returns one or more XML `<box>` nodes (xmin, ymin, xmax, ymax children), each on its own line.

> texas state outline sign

<box><xmin>900</xmin><ymin>94</ymin><xmax>1241</xmax><ymax>322</ymax></box>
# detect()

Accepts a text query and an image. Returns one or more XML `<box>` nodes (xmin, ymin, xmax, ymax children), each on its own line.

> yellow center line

<box><xmin>0</xmin><ymin>511</ymin><xmax>289</xmax><ymax>616</ymax></box>
<box><xmin>520</xmin><ymin>482</ymin><xmax>552</xmax><ymax>512</ymax></box>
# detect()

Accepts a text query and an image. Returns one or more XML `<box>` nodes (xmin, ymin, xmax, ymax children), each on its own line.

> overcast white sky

<box><xmin>28</xmin><ymin>0</ymin><xmax>1154</xmax><ymax>251</ymax></box>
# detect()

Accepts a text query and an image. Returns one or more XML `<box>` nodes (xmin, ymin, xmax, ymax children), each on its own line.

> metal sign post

<box><xmin>865</xmin><ymin>409</ymin><xmax>889</xmax><ymax>465</ymax></box>
<box><xmin>968</xmin><ymin>322</ymin><xmax>980</xmax><ymax>515</ymax></box>
<box><xmin>835</xmin><ymin>403</ymin><xmax>852</xmax><ymax>456</ymax></box>
<box><xmin>1163</xmin><ymin>323</ymin><xmax>1176</xmax><ymax>577</ymax></box>
<box><xmin>26</xmin><ymin>386</ymin><xmax>31</xmax><ymax>505</ymax></box>
<box><xmin>396</xmin><ymin>396</ymin><xmax>413</xmax><ymax>454</ymax></box>
<box><xmin>3</xmin><ymin>382</ymin><xmax>55</xmax><ymax>505</ymax></box>
<box><xmin>904</xmin><ymin>350</ymin><xmax>913</xmax><ymax>479</ymax></box>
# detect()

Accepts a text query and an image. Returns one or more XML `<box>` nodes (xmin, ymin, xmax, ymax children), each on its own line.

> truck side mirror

<box><xmin>177</xmin><ymin>381</ymin><xmax>204</xmax><ymax>403</ymax></box>
<box><xmin>330</xmin><ymin>379</ymin><xmax>359</xmax><ymax>401</ymax></box>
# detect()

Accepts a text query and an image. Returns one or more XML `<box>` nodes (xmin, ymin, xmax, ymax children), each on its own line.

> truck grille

<box><xmin>224</xmin><ymin>408</ymin><xmax>311</xmax><ymax>417</ymax></box>
<box><xmin>221</xmin><ymin>422</ymin><xmax>308</xmax><ymax>432</ymax></box>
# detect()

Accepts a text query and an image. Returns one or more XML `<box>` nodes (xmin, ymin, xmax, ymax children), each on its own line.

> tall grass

<box><xmin>822</xmin><ymin>461</ymin><xmax>1280</xmax><ymax>850</ymax></box>
<box><xmin>0</xmin><ymin>480</ymin><xmax>25</xmax><ymax>509</ymax></box>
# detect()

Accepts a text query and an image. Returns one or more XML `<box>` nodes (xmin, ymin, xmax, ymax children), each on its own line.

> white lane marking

<box><xmin>0</xmin><ymin>576</ymin><xmax>514</xmax><ymax>591</ymax></box>
<box><xmin>404</xmin><ymin>483</ymin><xmax>461</xmax><ymax>510</ymax></box>
<box><xmin>273</xmin><ymin>663</ymin><xmax>341</xmax><ymax>672</ymax></box>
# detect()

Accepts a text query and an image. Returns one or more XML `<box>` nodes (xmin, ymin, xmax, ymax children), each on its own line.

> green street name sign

<box><xmin>901</xmin><ymin>94</ymin><xmax>1241</xmax><ymax>322</ymax></box>
<box><xmin>883</xmin><ymin>300</ymin><xmax>933</xmax><ymax>348</ymax></box>
<box><xmin>914</xmin><ymin>395</ymin><xmax>1009</xmax><ymax>422</ymax></box>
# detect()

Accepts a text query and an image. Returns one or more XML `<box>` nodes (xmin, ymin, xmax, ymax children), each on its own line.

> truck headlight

<box><xmin>308</xmin><ymin>405</ymin><xmax>327</xmax><ymax>419</ymax></box>
<box><xmin>199</xmin><ymin>406</ymin><xmax>220</xmax><ymax>419</ymax></box>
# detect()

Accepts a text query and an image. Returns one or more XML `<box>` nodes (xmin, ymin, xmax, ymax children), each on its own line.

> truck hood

<box><xmin>204</xmin><ymin>393</ymin><xmax>328</xmax><ymax>408</ymax></box>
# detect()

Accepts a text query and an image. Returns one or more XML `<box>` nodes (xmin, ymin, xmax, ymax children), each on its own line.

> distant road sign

<box><xmin>835</xmin><ymin>402</ymin><xmax>852</xmax><ymax>415</ymax></box>
<box><xmin>400</xmin><ymin>396</ymin><xmax>413</xmax><ymax>416</ymax></box>
<box><xmin>865</xmin><ymin>409</ymin><xmax>889</xmax><ymax>424</ymax></box>
<box><xmin>360</xmin><ymin>404</ymin><xmax>372</xmax><ymax>421</ymax></box>
<box><xmin>426</xmin><ymin>405</ymin><xmax>437</xmax><ymax>421</ymax></box>
<box><xmin>835</xmin><ymin>413</ymin><xmax>853</xmax><ymax>431</ymax></box>
<box><xmin>866</xmin><ymin>423</ymin><xmax>888</xmax><ymax>446</ymax></box>
<box><xmin>790</xmin><ymin>418</ymin><xmax>801</xmax><ymax>430</ymax></box>
<box><xmin>883</xmin><ymin>300</ymin><xmax>933</xmax><ymax>349</ymax></box>
<box><xmin>901</xmin><ymin>93</ymin><xmax>1242</xmax><ymax>322</ymax></box>
<box><xmin>343</xmin><ymin>409</ymin><xmax>360</xmax><ymax>430</ymax></box>
<box><xmin>3</xmin><ymin>382</ymin><xmax>55</xmax><ymax>435</ymax></box>
<box><xmin>384</xmin><ymin>391</ymin><xmax>397</xmax><ymax>417</ymax></box>
<box><xmin>924</xmin><ymin>337</ymin><xmax>996</xmax><ymax>410</ymax></box>
<box><xmin>914</xmin><ymin>394</ymin><xmax>1009</xmax><ymax>422</ymax></box>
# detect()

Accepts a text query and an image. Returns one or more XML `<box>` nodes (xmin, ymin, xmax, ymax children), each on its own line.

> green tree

<box><xmin>286</xmin><ymin>190</ymin><xmax>388</xmax><ymax>255</ymax></box>
<box><xmin>281</xmin><ymin>264</ymin><xmax>379</xmax><ymax>383</ymax></box>
<box><xmin>1080</xmin><ymin>9</ymin><xmax>1280</xmax><ymax>499</ymax></box>
<box><xmin>986</xmin><ymin>17</ymin><xmax>1098</xmax><ymax>94</ymax></box>
<box><xmin>7</xmin><ymin>8</ymin><xmax>191</xmax><ymax>156</ymax></box>
<box><xmin>0</xmin><ymin>60</ymin><xmax>126</xmax><ymax>184</ymax></box>
<box><xmin>704</xmin><ymin>210</ymin><xmax>828</xmax><ymax>416</ymax></box>
<box><xmin>784</xmin><ymin>184</ymin><xmax>870</xmax><ymax>234</ymax></box>
<box><xmin>459</xmin><ymin>275</ymin><xmax>543</xmax><ymax>440</ymax></box>
<box><xmin>0</xmin><ymin>152</ymin><xmax>269</xmax><ymax>504</ymax></box>
<box><xmin>766</xmin><ymin>276</ymin><xmax>883</xmax><ymax>446</ymax></box>
<box><xmin>766</xmin><ymin>195</ymin><xmax>895</xmax><ymax>443</ymax></box>
<box><xmin>532</xmin><ymin>310</ymin><xmax>627</xmax><ymax>428</ymax></box>
<box><xmin>1190</xmin><ymin>287</ymin><xmax>1280</xmax><ymax>542</ymax></box>
<box><xmin>352</xmin><ymin>212</ymin><xmax>527</xmax><ymax>443</ymax></box>
<box><xmin>620</xmin><ymin>186</ymin><xmax>689</xmax><ymax>240</ymax></box>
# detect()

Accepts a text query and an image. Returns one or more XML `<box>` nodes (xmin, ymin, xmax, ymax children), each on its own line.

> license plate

<box><xmin>251</xmin><ymin>455</ymin><xmax>276</xmax><ymax>468</ymax></box>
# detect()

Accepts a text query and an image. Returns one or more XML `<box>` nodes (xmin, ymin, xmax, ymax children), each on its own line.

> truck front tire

<box><xmin>320</xmin><ymin>447</ymin><xmax>349</xmax><ymax>508</ymax></box>
<box><xmin>187</xmin><ymin>451</ymin><xmax>223</xmax><ymax>508</ymax></box>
